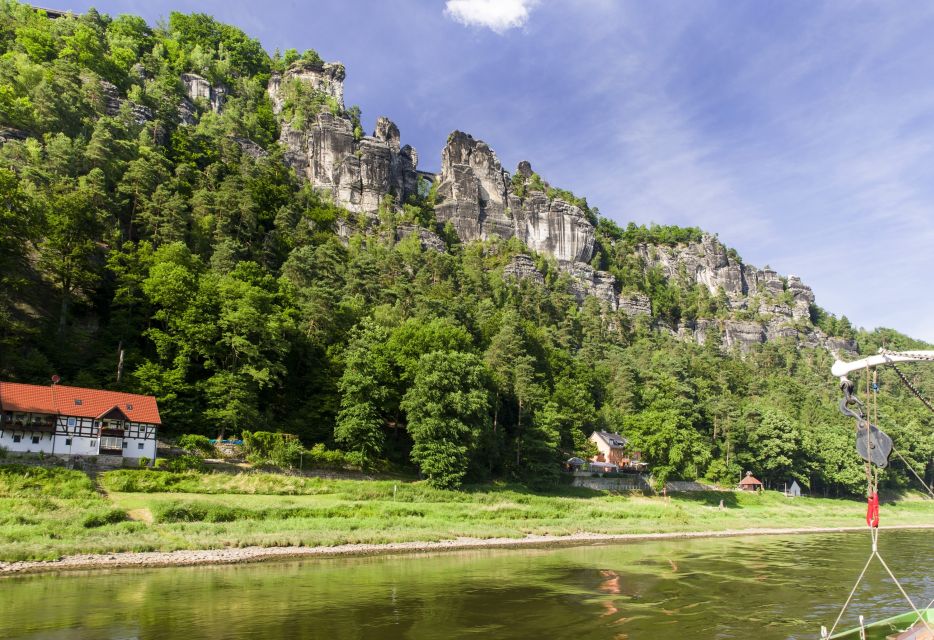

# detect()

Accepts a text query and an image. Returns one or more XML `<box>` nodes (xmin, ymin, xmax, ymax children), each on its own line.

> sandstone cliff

<box><xmin>434</xmin><ymin>131</ymin><xmax>595</xmax><ymax>264</ymax></box>
<box><xmin>268</xmin><ymin>60</ymin><xmax>420</xmax><ymax>214</ymax></box>
<box><xmin>265</xmin><ymin>57</ymin><xmax>852</xmax><ymax>356</ymax></box>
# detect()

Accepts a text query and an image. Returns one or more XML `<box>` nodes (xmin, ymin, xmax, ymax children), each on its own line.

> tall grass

<box><xmin>3</xmin><ymin>466</ymin><xmax>934</xmax><ymax>563</ymax></box>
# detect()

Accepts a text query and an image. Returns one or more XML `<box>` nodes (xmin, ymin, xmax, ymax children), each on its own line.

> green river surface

<box><xmin>0</xmin><ymin>530</ymin><xmax>931</xmax><ymax>639</ymax></box>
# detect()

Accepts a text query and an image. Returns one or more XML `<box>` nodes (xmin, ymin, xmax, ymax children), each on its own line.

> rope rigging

<box><xmin>821</xmin><ymin>350</ymin><xmax>934</xmax><ymax>638</ymax></box>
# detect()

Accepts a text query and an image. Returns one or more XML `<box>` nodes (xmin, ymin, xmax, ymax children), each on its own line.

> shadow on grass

<box><xmin>670</xmin><ymin>490</ymin><xmax>741</xmax><ymax>508</ymax></box>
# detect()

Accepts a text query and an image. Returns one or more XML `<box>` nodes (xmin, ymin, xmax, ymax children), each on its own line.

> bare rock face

<box><xmin>722</xmin><ymin>320</ymin><xmax>767</xmax><ymax>351</ymax></box>
<box><xmin>786</xmin><ymin>275</ymin><xmax>815</xmax><ymax>320</ymax></box>
<box><xmin>636</xmin><ymin>235</ymin><xmax>744</xmax><ymax>299</ymax></box>
<box><xmin>503</xmin><ymin>254</ymin><xmax>545</xmax><ymax>286</ymax></box>
<box><xmin>560</xmin><ymin>260</ymin><xmax>617</xmax><ymax>309</ymax></box>
<box><xmin>177</xmin><ymin>96</ymin><xmax>197</xmax><ymax>125</ymax></box>
<box><xmin>268</xmin><ymin>60</ymin><xmax>345</xmax><ymax>113</ymax></box>
<box><xmin>434</xmin><ymin>132</ymin><xmax>596</xmax><ymax>264</ymax></box>
<box><xmin>396</xmin><ymin>224</ymin><xmax>447</xmax><ymax>253</ymax></box>
<box><xmin>181</xmin><ymin>73</ymin><xmax>228</xmax><ymax>113</ymax></box>
<box><xmin>631</xmin><ymin>233</ymin><xmax>852</xmax><ymax>353</ymax></box>
<box><xmin>268</xmin><ymin>60</ymin><xmax>419</xmax><ymax>215</ymax></box>
<box><xmin>275</xmin><ymin>112</ymin><xmax>419</xmax><ymax>214</ymax></box>
<box><xmin>619</xmin><ymin>292</ymin><xmax>652</xmax><ymax>317</ymax></box>
<box><xmin>93</xmin><ymin>79</ymin><xmax>152</xmax><ymax>125</ymax></box>
<box><xmin>228</xmin><ymin>136</ymin><xmax>268</xmax><ymax>160</ymax></box>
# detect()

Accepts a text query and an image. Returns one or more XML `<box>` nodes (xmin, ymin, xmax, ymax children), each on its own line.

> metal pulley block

<box><xmin>855</xmin><ymin>418</ymin><xmax>893</xmax><ymax>468</ymax></box>
<box><xmin>838</xmin><ymin>385</ymin><xmax>893</xmax><ymax>468</ymax></box>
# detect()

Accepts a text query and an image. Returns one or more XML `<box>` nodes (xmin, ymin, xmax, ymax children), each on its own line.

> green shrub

<box><xmin>82</xmin><ymin>508</ymin><xmax>126</xmax><ymax>528</ymax></box>
<box><xmin>306</xmin><ymin>443</ymin><xmax>346</xmax><ymax>468</ymax></box>
<box><xmin>165</xmin><ymin>455</ymin><xmax>206</xmax><ymax>472</ymax></box>
<box><xmin>138</xmin><ymin>457</ymin><xmax>151</xmax><ymax>468</ymax></box>
<box><xmin>177</xmin><ymin>434</ymin><xmax>214</xmax><ymax>456</ymax></box>
<box><xmin>154</xmin><ymin>458</ymin><xmax>169</xmax><ymax>469</ymax></box>
<box><xmin>242</xmin><ymin>431</ymin><xmax>304</xmax><ymax>468</ymax></box>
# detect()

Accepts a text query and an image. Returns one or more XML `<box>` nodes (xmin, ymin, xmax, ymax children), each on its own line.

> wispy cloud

<box><xmin>444</xmin><ymin>0</ymin><xmax>538</xmax><ymax>34</ymax></box>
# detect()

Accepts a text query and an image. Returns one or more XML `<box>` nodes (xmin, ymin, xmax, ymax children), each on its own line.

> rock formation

<box><xmin>632</xmin><ymin>234</ymin><xmax>855</xmax><ymax>354</ymax></box>
<box><xmin>619</xmin><ymin>292</ymin><xmax>652</xmax><ymax>318</ymax></box>
<box><xmin>434</xmin><ymin>132</ymin><xmax>595</xmax><ymax>264</ymax></box>
<box><xmin>268</xmin><ymin>61</ymin><xmax>420</xmax><ymax>214</ymax></box>
<box><xmin>503</xmin><ymin>254</ymin><xmax>545</xmax><ymax>286</ymax></box>
<box><xmin>396</xmin><ymin>224</ymin><xmax>446</xmax><ymax>253</ymax></box>
<box><xmin>261</xmin><ymin>55</ymin><xmax>853</xmax><ymax>357</ymax></box>
<box><xmin>268</xmin><ymin>60</ymin><xmax>345</xmax><ymax>112</ymax></box>
<box><xmin>0</xmin><ymin>127</ymin><xmax>27</xmax><ymax>145</ymax></box>
<box><xmin>95</xmin><ymin>79</ymin><xmax>153</xmax><ymax>125</ymax></box>
<box><xmin>560</xmin><ymin>260</ymin><xmax>617</xmax><ymax>309</ymax></box>
<box><xmin>181</xmin><ymin>73</ymin><xmax>227</xmax><ymax>113</ymax></box>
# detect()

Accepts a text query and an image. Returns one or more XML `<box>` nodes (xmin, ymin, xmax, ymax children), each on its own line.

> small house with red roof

<box><xmin>588</xmin><ymin>431</ymin><xmax>648</xmax><ymax>471</ymax></box>
<box><xmin>739</xmin><ymin>471</ymin><xmax>763</xmax><ymax>491</ymax></box>
<box><xmin>0</xmin><ymin>381</ymin><xmax>161</xmax><ymax>461</ymax></box>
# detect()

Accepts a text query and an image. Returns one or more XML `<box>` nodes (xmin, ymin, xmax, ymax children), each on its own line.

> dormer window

<box><xmin>126</xmin><ymin>403</ymin><xmax>133</xmax><ymax>410</ymax></box>
<box><xmin>74</xmin><ymin>399</ymin><xmax>83</xmax><ymax>406</ymax></box>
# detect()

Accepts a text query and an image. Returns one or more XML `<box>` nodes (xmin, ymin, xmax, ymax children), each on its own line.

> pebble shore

<box><xmin>4</xmin><ymin>524</ymin><xmax>934</xmax><ymax>576</ymax></box>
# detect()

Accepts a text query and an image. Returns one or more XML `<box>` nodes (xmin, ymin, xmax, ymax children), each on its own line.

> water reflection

<box><xmin>0</xmin><ymin>531</ymin><xmax>931</xmax><ymax>640</ymax></box>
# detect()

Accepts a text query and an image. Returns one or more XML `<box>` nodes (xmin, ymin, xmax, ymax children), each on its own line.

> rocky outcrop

<box><xmin>275</xmin><ymin>113</ymin><xmax>419</xmax><ymax>214</ymax></box>
<box><xmin>619</xmin><ymin>292</ymin><xmax>652</xmax><ymax>318</ymax></box>
<box><xmin>503</xmin><ymin>254</ymin><xmax>545</xmax><ymax>286</ymax></box>
<box><xmin>228</xmin><ymin>136</ymin><xmax>268</xmax><ymax>160</ymax></box>
<box><xmin>94</xmin><ymin>79</ymin><xmax>153</xmax><ymax>125</ymax></box>
<box><xmin>181</xmin><ymin>73</ymin><xmax>227</xmax><ymax>113</ymax></box>
<box><xmin>0</xmin><ymin>127</ymin><xmax>28</xmax><ymax>145</ymax></box>
<box><xmin>268</xmin><ymin>59</ymin><xmax>420</xmax><ymax>215</ymax></box>
<box><xmin>560</xmin><ymin>260</ymin><xmax>617</xmax><ymax>309</ymax></box>
<box><xmin>268</xmin><ymin>60</ymin><xmax>345</xmax><ymax>112</ymax></box>
<box><xmin>177</xmin><ymin>96</ymin><xmax>197</xmax><ymax>125</ymax></box>
<box><xmin>631</xmin><ymin>234</ymin><xmax>854</xmax><ymax>354</ymax></box>
<box><xmin>396</xmin><ymin>224</ymin><xmax>446</xmax><ymax>253</ymax></box>
<box><xmin>434</xmin><ymin>132</ymin><xmax>595</xmax><ymax>264</ymax></box>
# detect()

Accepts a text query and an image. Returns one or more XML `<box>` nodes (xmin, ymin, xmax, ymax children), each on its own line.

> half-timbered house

<box><xmin>0</xmin><ymin>381</ymin><xmax>160</xmax><ymax>461</ymax></box>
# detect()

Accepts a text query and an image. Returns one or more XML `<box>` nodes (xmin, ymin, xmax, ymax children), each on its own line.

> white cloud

<box><xmin>444</xmin><ymin>0</ymin><xmax>538</xmax><ymax>34</ymax></box>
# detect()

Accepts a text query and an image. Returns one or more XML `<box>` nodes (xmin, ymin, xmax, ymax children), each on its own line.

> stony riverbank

<box><xmin>5</xmin><ymin>525</ymin><xmax>934</xmax><ymax>576</ymax></box>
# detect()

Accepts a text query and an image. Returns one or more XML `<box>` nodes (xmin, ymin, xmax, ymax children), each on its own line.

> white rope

<box><xmin>826</xmin><ymin>540</ymin><xmax>875</xmax><ymax>637</ymax></box>
<box><xmin>891</xmin><ymin>445</ymin><xmax>934</xmax><ymax>500</ymax></box>
<box><xmin>825</xmin><ymin>527</ymin><xmax>934</xmax><ymax>638</ymax></box>
<box><xmin>875</xmin><ymin>551</ymin><xmax>934</xmax><ymax>635</ymax></box>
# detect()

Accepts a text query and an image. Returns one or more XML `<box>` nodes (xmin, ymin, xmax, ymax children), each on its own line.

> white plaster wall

<box><xmin>0</xmin><ymin>430</ymin><xmax>54</xmax><ymax>454</ymax></box>
<box><xmin>122</xmin><ymin>438</ymin><xmax>156</xmax><ymax>459</ymax></box>
<box><xmin>69</xmin><ymin>436</ymin><xmax>99</xmax><ymax>456</ymax></box>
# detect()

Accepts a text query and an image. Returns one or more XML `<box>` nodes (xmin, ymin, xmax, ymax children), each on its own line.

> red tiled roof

<box><xmin>739</xmin><ymin>475</ymin><xmax>763</xmax><ymax>486</ymax></box>
<box><xmin>0</xmin><ymin>382</ymin><xmax>161</xmax><ymax>425</ymax></box>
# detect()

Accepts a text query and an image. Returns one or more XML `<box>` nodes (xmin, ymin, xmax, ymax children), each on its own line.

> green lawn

<box><xmin>2</xmin><ymin>465</ymin><xmax>934</xmax><ymax>562</ymax></box>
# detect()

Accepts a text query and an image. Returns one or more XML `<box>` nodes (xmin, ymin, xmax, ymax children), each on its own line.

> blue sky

<box><xmin>56</xmin><ymin>0</ymin><xmax>934</xmax><ymax>342</ymax></box>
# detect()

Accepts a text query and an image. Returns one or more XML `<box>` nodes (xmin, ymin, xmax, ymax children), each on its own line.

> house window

<box><xmin>122</xmin><ymin>441</ymin><xmax>127</xmax><ymax>449</ymax></box>
<box><xmin>74</xmin><ymin>399</ymin><xmax>83</xmax><ymax>406</ymax></box>
<box><xmin>88</xmin><ymin>439</ymin><xmax>97</xmax><ymax>447</ymax></box>
<box><xmin>138</xmin><ymin>442</ymin><xmax>144</xmax><ymax>450</ymax></box>
<box><xmin>12</xmin><ymin>435</ymin><xmax>21</xmax><ymax>443</ymax></box>
<box><xmin>31</xmin><ymin>435</ymin><xmax>39</xmax><ymax>444</ymax></box>
<box><xmin>65</xmin><ymin>438</ymin><xmax>72</xmax><ymax>446</ymax></box>
<box><xmin>100</xmin><ymin>436</ymin><xmax>122</xmax><ymax>451</ymax></box>
<box><xmin>67</xmin><ymin>417</ymin><xmax>76</xmax><ymax>428</ymax></box>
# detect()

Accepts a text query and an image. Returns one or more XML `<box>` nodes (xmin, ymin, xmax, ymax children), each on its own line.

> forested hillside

<box><xmin>1</xmin><ymin>2</ymin><xmax>932</xmax><ymax>493</ymax></box>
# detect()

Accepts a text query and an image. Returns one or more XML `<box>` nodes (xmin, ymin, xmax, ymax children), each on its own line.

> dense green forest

<box><xmin>1</xmin><ymin>2</ymin><xmax>932</xmax><ymax>492</ymax></box>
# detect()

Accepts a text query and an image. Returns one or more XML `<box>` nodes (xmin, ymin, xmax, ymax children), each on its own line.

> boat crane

<box><xmin>823</xmin><ymin>349</ymin><xmax>934</xmax><ymax>640</ymax></box>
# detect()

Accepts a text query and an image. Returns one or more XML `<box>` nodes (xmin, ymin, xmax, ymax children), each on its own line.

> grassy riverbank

<box><xmin>3</xmin><ymin>465</ymin><xmax>934</xmax><ymax>563</ymax></box>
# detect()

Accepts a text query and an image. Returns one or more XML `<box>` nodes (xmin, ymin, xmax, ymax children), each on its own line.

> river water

<box><xmin>0</xmin><ymin>530</ymin><xmax>931</xmax><ymax>639</ymax></box>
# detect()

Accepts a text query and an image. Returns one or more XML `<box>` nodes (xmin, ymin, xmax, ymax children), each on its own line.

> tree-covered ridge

<box><xmin>0</xmin><ymin>2</ymin><xmax>932</xmax><ymax>493</ymax></box>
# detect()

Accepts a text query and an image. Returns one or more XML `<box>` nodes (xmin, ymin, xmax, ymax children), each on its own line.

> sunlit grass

<box><xmin>2</xmin><ymin>465</ymin><xmax>934</xmax><ymax>562</ymax></box>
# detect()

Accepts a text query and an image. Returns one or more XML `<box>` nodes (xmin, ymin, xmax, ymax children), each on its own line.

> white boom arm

<box><xmin>831</xmin><ymin>350</ymin><xmax>934</xmax><ymax>378</ymax></box>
